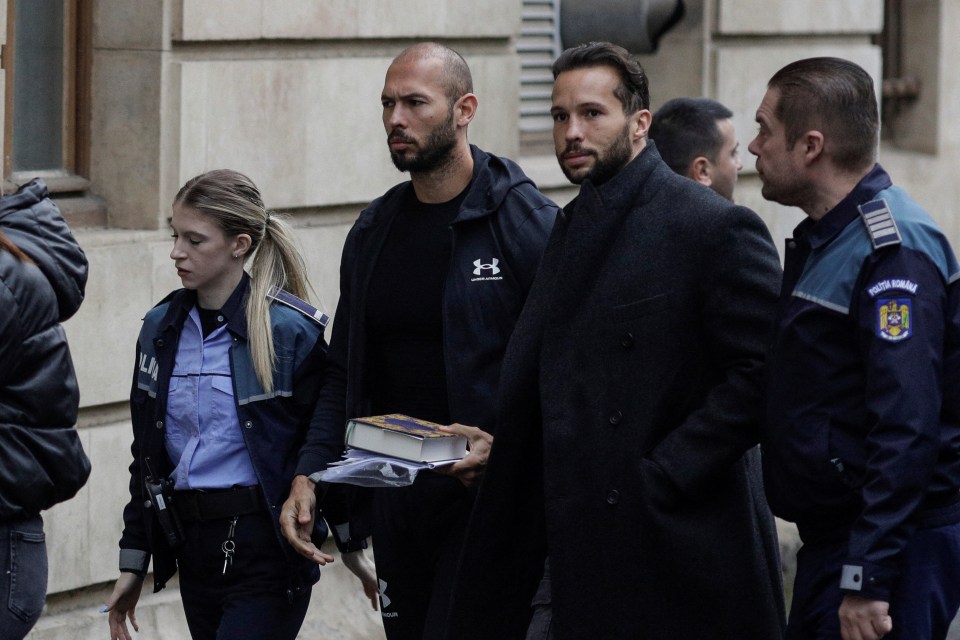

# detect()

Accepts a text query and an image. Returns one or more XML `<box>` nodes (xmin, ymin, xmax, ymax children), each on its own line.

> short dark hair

<box><xmin>552</xmin><ymin>41</ymin><xmax>649</xmax><ymax>113</ymax></box>
<box><xmin>649</xmin><ymin>97</ymin><xmax>732</xmax><ymax>174</ymax></box>
<box><xmin>768</xmin><ymin>57</ymin><xmax>878</xmax><ymax>172</ymax></box>
<box><xmin>394</xmin><ymin>42</ymin><xmax>474</xmax><ymax>107</ymax></box>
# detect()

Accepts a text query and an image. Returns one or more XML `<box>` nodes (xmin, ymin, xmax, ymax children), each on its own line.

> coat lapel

<box><xmin>542</xmin><ymin>145</ymin><xmax>662</xmax><ymax>327</ymax></box>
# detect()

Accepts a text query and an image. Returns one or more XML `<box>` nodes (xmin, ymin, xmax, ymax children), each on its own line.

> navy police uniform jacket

<box><xmin>118</xmin><ymin>275</ymin><xmax>329</xmax><ymax>595</ymax></box>
<box><xmin>764</xmin><ymin>164</ymin><xmax>960</xmax><ymax>602</ymax></box>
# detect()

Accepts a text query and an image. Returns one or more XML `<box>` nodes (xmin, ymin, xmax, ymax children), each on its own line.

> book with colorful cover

<box><xmin>344</xmin><ymin>414</ymin><xmax>468</xmax><ymax>463</ymax></box>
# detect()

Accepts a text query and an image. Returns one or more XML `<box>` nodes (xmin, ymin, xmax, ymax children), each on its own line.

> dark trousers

<box><xmin>788</xmin><ymin>521</ymin><xmax>960</xmax><ymax>640</ymax></box>
<box><xmin>176</xmin><ymin>511</ymin><xmax>310</xmax><ymax>640</ymax></box>
<box><xmin>0</xmin><ymin>516</ymin><xmax>46</xmax><ymax>640</ymax></box>
<box><xmin>370</xmin><ymin>473</ymin><xmax>471</xmax><ymax>640</ymax></box>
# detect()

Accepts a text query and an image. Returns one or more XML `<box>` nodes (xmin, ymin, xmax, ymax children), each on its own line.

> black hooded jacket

<box><xmin>0</xmin><ymin>179</ymin><xmax>90</xmax><ymax>520</ymax></box>
<box><xmin>295</xmin><ymin>146</ymin><xmax>558</xmax><ymax>523</ymax></box>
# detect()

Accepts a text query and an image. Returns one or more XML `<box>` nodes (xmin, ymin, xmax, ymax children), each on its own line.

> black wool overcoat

<box><xmin>446</xmin><ymin>143</ymin><xmax>786</xmax><ymax>639</ymax></box>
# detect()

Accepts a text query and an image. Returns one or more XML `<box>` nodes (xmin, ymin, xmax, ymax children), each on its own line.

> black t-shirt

<box><xmin>365</xmin><ymin>186</ymin><xmax>468</xmax><ymax>424</ymax></box>
<box><xmin>196</xmin><ymin>305</ymin><xmax>224</xmax><ymax>337</ymax></box>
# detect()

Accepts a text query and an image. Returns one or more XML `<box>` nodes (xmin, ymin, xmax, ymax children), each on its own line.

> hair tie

<box><xmin>264</xmin><ymin>211</ymin><xmax>272</xmax><ymax>234</ymax></box>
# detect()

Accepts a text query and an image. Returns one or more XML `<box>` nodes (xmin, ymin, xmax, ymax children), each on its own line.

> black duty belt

<box><xmin>173</xmin><ymin>485</ymin><xmax>263</xmax><ymax>523</ymax></box>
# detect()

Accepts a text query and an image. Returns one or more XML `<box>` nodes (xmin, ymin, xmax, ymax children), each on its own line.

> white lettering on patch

<box><xmin>866</xmin><ymin>278</ymin><xmax>918</xmax><ymax>298</ymax></box>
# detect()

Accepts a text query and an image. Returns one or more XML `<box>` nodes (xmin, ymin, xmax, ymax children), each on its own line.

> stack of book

<box><xmin>312</xmin><ymin>414</ymin><xmax>468</xmax><ymax>487</ymax></box>
<box><xmin>344</xmin><ymin>413</ymin><xmax>468</xmax><ymax>463</ymax></box>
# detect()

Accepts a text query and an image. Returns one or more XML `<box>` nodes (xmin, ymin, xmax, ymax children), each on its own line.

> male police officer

<box><xmin>751</xmin><ymin>57</ymin><xmax>960</xmax><ymax>640</ymax></box>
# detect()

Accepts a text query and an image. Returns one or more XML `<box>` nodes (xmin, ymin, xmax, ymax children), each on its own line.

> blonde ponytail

<box><xmin>173</xmin><ymin>170</ymin><xmax>318</xmax><ymax>392</ymax></box>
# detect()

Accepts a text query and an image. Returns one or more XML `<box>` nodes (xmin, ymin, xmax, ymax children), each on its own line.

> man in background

<box><xmin>649</xmin><ymin>96</ymin><xmax>742</xmax><ymax>201</ymax></box>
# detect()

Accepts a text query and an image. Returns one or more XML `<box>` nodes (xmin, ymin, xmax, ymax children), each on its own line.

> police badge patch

<box><xmin>876</xmin><ymin>298</ymin><xmax>912</xmax><ymax>341</ymax></box>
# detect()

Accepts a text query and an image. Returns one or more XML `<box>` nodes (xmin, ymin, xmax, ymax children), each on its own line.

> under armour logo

<box><xmin>379</xmin><ymin>578</ymin><xmax>391</xmax><ymax>609</ymax></box>
<box><xmin>473</xmin><ymin>258</ymin><xmax>500</xmax><ymax>275</ymax></box>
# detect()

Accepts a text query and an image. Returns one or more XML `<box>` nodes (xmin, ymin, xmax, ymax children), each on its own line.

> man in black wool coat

<box><xmin>445</xmin><ymin>41</ymin><xmax>786</xmax><ymax>640</ymax></box>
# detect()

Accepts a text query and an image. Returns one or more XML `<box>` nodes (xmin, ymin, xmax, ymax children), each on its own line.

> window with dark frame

<box><xmin>873</xmin><ymin>0</ymin><xmax>937</xmax><ymax>154</ymax></box>
<box><xmin>875</xmin><ymin>0</ymin><xmax>918</xmax><ymax>137</ymax></box>
<box><xmin>4</xmin><ymin>0</ymin><xmax>98</xmax><ymax>223</ymax></box>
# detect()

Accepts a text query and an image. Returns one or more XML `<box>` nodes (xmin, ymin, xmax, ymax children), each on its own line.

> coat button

<box><xmin>156</xmin><ymin>339</ymin><xmax>165</xmax><ymax>348</ymax></box>
<box><xmin>155</xmin><ymin>420</ymin><xmax>163</xmax><ymax>430</ymax></box>
<box><xmin>244</xmin><ymin>420</ymin><xmax>253</xmax><ymax>429</ymax></box>
<box><xmin>608</xmin><ymin>410</ymin><xmax>622</xmax><ymax>425</ymax></box>
<box><xmin>620</xmin><ymin>332</ymin><xmax>634</xmax><ymax>348</ymax></box>
<box><xmin>606</xmin><ymin>490</ymin><xmax>619</xmax><ymax>505</ymax></box>
<box><xmin>787</xmin><ymin>240</ymin><xmax>797</xmax><ymax>250</ymax></box>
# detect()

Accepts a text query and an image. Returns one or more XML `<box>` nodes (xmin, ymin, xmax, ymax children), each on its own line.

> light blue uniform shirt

<box><xmin>164</xmin><ymin>307</ymin><xmax>258</xmax><ymax>489</ymax></box>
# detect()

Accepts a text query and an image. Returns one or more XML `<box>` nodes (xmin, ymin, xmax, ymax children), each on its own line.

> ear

<box><xmin>800</xmin><ymin>130</ymin><xmax>825</xmax><ymax>164</ymax></box>
<box><xmin>633</xmin><ymin>109</ymin><xmax>653</xmax><ymax>143</ymax></box>
<box><xmin>455</xmin><ymin>93</ymin><xmax>478</xmax><ymax>128</ymax></box>
<box><xmin>232</xmin><ymin>233</ymin><xmax>252</xmax><ymax>258</ymax></box>
<box><xmin>687</xmin><ymin>156</ymin><xmax>713</xmax><ymax>187</ymax></box>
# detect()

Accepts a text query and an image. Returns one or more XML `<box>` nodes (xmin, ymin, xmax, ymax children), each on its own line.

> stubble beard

<box><xmin>389</xmin><ymin>108</ymin><xmax>458</xmax><ymax>174</ymax></box>
<box><xmin>559</xmin><ymin>123</ymin><xmax>634</xmax><ymax>187</ymax></box>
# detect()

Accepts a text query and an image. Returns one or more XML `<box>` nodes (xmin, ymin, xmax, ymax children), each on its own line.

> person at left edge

<box><xmin>0</xmin><ymin>179</ymin><xmax>91</xmax><ymax>640</ymax></box>
<box><xmin>104</xmin><ymin>170</ymin><xmax>341</xmax><ymax>640</ymax></box>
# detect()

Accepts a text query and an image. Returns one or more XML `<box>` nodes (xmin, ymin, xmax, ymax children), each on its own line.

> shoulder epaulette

<box><xmin>858</xmin><ymin>199</ymin><xmax>902</xmax><ymax>250</ymax></box>
<box><xmin>266</xmin><ymin>286</ymin><xmax>329</xmax><ymax>327</ymax></box>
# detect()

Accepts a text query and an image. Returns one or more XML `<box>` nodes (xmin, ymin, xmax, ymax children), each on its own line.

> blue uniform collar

<box><xmin>218</xmin><ymin>273</ymin><xmax>250</xmax><ymax>339</ymax></box>
<box><xmin>158</xmin><ymin>273</ymin><xmax>251</xmax><ymax>340</ymax></box>
<box><xmin>795</xmin><ymin>164</ymin><xmax>893</xmax><ymax>249</ymax></box>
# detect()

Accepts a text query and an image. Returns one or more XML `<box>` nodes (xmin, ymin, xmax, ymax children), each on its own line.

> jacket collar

<box><xmin>796</xmin><ymin>163</ymin><xmax>892</xmax><ymax>249</ymax></box>
<box><xmin>157</xmin><ymin>273</ymin><xmax>251</xmax><ymax>340</ymax></box>
<box><xmin>568</xmin><ymin>140</ymin><xmax>664</xmax><ymax>226</ymax></box>
<box><xmin>358</xmin><ymin>144</ymin><xmax>535</xmax><ymax>231</ymax></box>
<box><xmin>455</xmin><ymin>145</ymin><xmax>533</xmax><ymax>224</ymax></box>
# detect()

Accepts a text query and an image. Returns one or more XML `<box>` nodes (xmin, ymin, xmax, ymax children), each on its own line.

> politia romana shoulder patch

<box><xmin>876</xmin><ymin>298</ymin><xmax>912</xmax><ymax>341</ymax></box>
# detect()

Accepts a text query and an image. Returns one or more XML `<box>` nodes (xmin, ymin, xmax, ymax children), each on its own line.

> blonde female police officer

<box><xmin>104</xmin><ymin>170</ymin><xmax>346</xmax><ymax>640</ymax></box>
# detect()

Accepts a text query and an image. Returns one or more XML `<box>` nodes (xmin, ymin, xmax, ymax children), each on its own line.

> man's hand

<box><xmin>104</xmin><ymin>572</ymin><xmax>144</xmax><ymax>640</ymax></box>
<box><xmin>280</xmin><ymin>475</ymin><xmax>335</xmax><ymax>565</ymax></box>
<box><xmin>839</xmin><ymin>594</ymin><xmax>892</xmax><ymax>640</ymax></box>
<box><xmin>436</xmin><ymin>423</ymin><xmax>493</xmax><ymax>487</ymax></box>
<box><xmin>341</xmin><ymin>549</ymin><xmax>379</xmax><ymax>611</ymax></box>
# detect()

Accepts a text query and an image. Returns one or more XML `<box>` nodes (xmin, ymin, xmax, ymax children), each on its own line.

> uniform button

<box><xmin>156</xmin><ymin>339</ymin><xmax>165</xmax><ymax>348</ymax></box>
<box><xmin>608</xmin><ymin>410</ymin><xmax>622</xmax><ymax>425</ymax></box>
<box><xmin>620</xmin><ymin>332</ymin><xmax>634</xmax><ymax>348</ymax></box>
<box><xmin>155</xmin><ymin>420</ymin><xmax>163</xmax><ymax>429</ymax></box>
<box><xmin>606</xmin><ymin>490</ymin><xmax>619</xmax><ymax>505</ymax></box>
<box><xmin>244</xmin><ymin>420</ymin><xmax>253</xmax><ymax>429</ymax></box>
